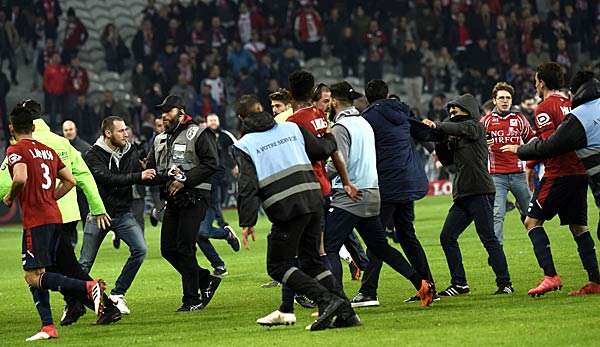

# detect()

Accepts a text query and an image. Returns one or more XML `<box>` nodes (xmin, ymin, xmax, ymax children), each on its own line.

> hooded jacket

<box><xmin>234</xmin><ymin>112</ymin><xmax>337</xmax><ymax>227</ymax></box>
<box><xmin>84</xmin><ymin>137</ymin><xmax>143</xmax><ymax>216</ymax></box>
<box><xmin>434</xmin><ymin>94</ymin><xmax>495</xmax><ymax>200</ymax></box>
<box><xmin>362</xmin><ymin>99</ymin><xmax>429</xmax><ymax>202</ymax></box>
<box><xmin>517</xmin><ymin>78</ymin><xmax>600</xmax><ymax>206</ymax></box>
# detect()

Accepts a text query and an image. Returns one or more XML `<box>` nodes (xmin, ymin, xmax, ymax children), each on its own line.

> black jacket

<box><xmin>434</xmin><ymin>94</ymin><xmax>495</xmax><ymax>200</ymax></box>
<box><xmin>84</xmin><ymin>140</ymin><xmax>143</xmax><ymax>216</ymax></box>
<box><xmin>235</xmin><ymin>112</ymin><xmax>337</xmax><ymax>227</ymax></box>
<box><xmin>146</xmin><ymin>117</ymin><xmax>219</xmax><ymax>202</ymax></box>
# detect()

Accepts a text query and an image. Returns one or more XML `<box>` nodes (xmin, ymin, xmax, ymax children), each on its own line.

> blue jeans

<box><xmin>197</xmin><ymin>206</ymin><xmax>228</xmax><ymax>269</ymax></box>
<box><xmin>492</xmin><ymin>173</ymin><xmax>532</xmax><ymax>244</ymax></box>
<box><xmin>79</xmin><ymin>212</ymin><xmax>147</xmax><ymax>295</ymax></box>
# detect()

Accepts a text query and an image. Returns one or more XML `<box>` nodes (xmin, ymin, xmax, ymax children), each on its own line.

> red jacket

<box><xmin>43</xmin><ymin>63</ymin><xmax>68</xmax><ymax>95</ymax></box>
<box><xmin>66</xmin><ymin>66</ymin><xmax>89</xmax><ymax>95</ymax></box>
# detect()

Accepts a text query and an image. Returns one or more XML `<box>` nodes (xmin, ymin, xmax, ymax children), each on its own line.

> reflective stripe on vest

<box><xmin>235</xmin><ymin>123</ymin><xmax>319</xmax><ymax>207</ymax></box>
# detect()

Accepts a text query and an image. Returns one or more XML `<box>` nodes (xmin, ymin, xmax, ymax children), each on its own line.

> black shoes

<box><xmin>96</xmin><ymin>303</ymin><xmax>122</xmax><ymax>324</ymax></box>
<box><xmin>494</xmin><ymin>285</ymin><xmax>515</xmax><ymax>295</ymax></box>
<box><xmin>225</xmin><ymin>226</ymin><xmax>241</xmax><ymax>252</ymax></box>
<box><xmin>60</xmin><ymin>301</ymin><xmax>86</xmax><ymax>326</ymax></box>
<box><xmin>439</xmin><ymin>284</ymin><xmax>470</xmax><ymax>296</ymax></box>
<box><xmin>201</xmin><ymin>275</ymin><xmax>222</xmax><ymax>308</ymax></box>
<box><xmin>294</xmin><ymin>294</ymin><xmax>317</xmax><ymax>309</ymax></box>
<box><xmin>176</xmin><ymin>303</ymin><xmax>204</xmax><ymax>312</ymax></box>
<box><xmin>308</xmin><ymin>297</ymin><xmax>345</xmax><ymax>331</ymax></box>
<box><xmin>350</xmin><ymin>292</ymin><xmax>380</xmax><ymax>308</ymax></box>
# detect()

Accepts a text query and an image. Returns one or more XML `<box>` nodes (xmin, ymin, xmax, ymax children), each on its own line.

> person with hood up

<box><xmin>81</xmin><ymin>116</ymin><xmax>154</xmax><ymax>315</ymax></box>
<box><xmin>501</xmin><ymin>70</ymin><xmax>600</xmax><ymax>296</ymax></box>
<box><xmin>350</xmin><ymin>79</ymin><xmax>437</xmax><ymax>307</ymax></box>
<box><xmin>422</xmin><ymin>93</ymin><xmax>513</xmax><ymax>296</ymax></box>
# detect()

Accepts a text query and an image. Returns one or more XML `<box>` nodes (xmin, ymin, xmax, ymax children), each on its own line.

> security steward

<box><xmin>234</xmin><ymin>110</ymin><xmax>361</xmax><ymax>331</ymax></box>
<box><xmin>146</xmin><ymin>95</ymin><xmax>221</xmax><ymax>311</ymax></box>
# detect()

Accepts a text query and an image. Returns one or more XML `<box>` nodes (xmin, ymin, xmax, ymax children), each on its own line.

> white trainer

<box><xmin>256</xmin><ymin>310</ymin><xmax>296</xmax><ymax>326</ymax></box>
<box><xmin>109</xmin><ymin>294</ymin><xmax>131</xmax><ymax>315</ymax></box>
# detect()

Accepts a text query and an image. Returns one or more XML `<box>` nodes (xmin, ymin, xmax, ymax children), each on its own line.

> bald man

<box><xmin>63</xmin><ymin>120</ymin><xmax>91</xmax><ymax>154</ymax></box>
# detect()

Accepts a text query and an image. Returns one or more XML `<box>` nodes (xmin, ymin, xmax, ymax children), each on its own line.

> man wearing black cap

<box><xmin>324</xmin><ymin>81</ymin><xmax>434</xmax><ymax>307</ymax></box>
<box><xmin>146</xmin><ymin>95</ymin><xmax>222</xmax><ymax>311</ymax></box>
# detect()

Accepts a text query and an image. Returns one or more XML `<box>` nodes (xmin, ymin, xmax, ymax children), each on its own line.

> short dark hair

<box><xmin>288</xmin><ymin>70</ymin><xmax>314</xmax><ymax>101</ymax></box>
<box><xmin>101</xmin><ymin>116</ymin><xmax>124</xmax><ymax>136</ymax></box>
<box><xmin>570</xmin><ymin>70</ymin><xmax>595</xmax><ymax>94</ymax></box>
<box><xmin>492</xmin><ymin>82</ymin><xmax>515</xmax><ymax>99</ymax></box>
<box><xmin>236</xmin><ymin>94</ymin><xmax>261</xmax><ymax>118</ymax></box>
<box><xmin>9</xmin><ymin>106</ymin><xmax>34</xmax><ymax>134</ymax></box>
<box><xmin>536</xmin><ymin>62</ymin><xmax>565</xmax><ymax>91</ymax></box>
<box><xmin>311</xmin><ymin>83</ymin><xmax>330</xmax><ymax>102</ymax></box>
<box><xmin>269</xmin><ymin>88</ymin><xmax>291</xmax><ymax>103</ymax></box>
<box><xmin>21</xmin><ymin>99</ymin><xmax>43</xmax><ymax>119</ymax></box>
<box><xmin>365</xmin><ymin>79</ymin><xmax>388</xmax><ymax>104</ymax></box>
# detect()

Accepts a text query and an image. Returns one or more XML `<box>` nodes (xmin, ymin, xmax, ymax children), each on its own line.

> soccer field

<box><xmin>0</xmin><ymin>195</ymin><xmax>599</xmax><ymax>346</ymax></box>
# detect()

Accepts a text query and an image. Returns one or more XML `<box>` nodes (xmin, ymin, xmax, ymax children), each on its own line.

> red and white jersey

<box><xmin>534</xmin><ymin>94</ymin><xmax>586</xmax><ymax>178</ymax></box>
<box><xmin>481</xmin><ymin>110</ymin><xmax>534</xmax><ymax>174</ymax></box>
<box><xmin>6</xmin><ymin>139</ymin><xmax>64</xmax><ymax>229</ymax></box>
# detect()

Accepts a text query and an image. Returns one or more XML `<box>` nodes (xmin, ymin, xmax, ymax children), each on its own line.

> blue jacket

<box><xmin>362</xmin><ymin>99</ymin><xmax>428</xmax><ymax>202</ymax></box>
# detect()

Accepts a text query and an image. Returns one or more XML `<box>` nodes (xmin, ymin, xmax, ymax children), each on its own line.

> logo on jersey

<box><xmin>186</xmin><ymin>127</ymin><xmax>199</xmax><ymax>140</ymax></box>
<box><xmin>509</xmin><ymin>119</ymin><xmax>518</xmax><ymax>127</ymax></box>
<box><xmin>536</xmin><ymin>113</ymin><xmax>551</xmax><ymax>127</ymax></box>
<box><xmin>8</xmin><ymin>153</ymin><xmax>22</xmax><ymax>165</ymax></box>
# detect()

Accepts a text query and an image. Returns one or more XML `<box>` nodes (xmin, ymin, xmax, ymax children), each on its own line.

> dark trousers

<box><xmin>47</xmin><ymin>221</ymin><xmax>96</xmax><ymax>309</ymax></box>
<box><xmin>161</xmin><ymin>201</ymin><xmax>211</xmax><ymax>305</ymax></box>
<box><xmin>440</xmin><ymin>194</ymin><xmax>511</xmax><ymax>286</ymax></box>
<box><xmin>344</xmin><ymin>232</ymin><xmax>369</xmax><ymax>270</ymax></box>
<box><xmin>360</xmin><ymin>201</ymin><xmax>434</xmax><ymax>296</ymax></box>
<box><xmin>267</xmin><ymin>212</ymin><xmax>338</xmax><ymax>306</ymax></box>
<box><xmin>325</xmin><ymin>207</ymin><xmax>419</xmax><ymax>291</ymax></box>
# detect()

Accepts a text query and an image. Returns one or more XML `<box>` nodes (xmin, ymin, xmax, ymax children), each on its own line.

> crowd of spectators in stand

<box><xmin>1</xmin><ymin>1</ymin><xmax>600</xmax><ymax>148</ymax></box>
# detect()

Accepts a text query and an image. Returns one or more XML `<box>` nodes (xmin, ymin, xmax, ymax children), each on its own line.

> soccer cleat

<box><xmin>213</xmin><ymin>266</ymin><xmax>228</xmax><ymax>277</ymax></box>
<box><xmin>417</xmin><ymin>280</ymin><xmax>434</xmax><ymax>307</ymax></box>
<box><xmin>528</xmin><ymin>275</ymin><xmax>562</xmax><ymax>297</ymax></box>
<box><xmin>349</xmin><ymin>261</ymin><xmax>361</xmax><ymax>281</ymax></box>
<box><xmin>176</xmin><ymin>303</ymin><xmax>204</xmax><ymax>312</ymax></box>
<box><xmin>112</xmin><ymin>233</ymin><xmax>120</xmax><ymax>249</ymax></box>
<box><xmin>350</xmin><ymin>293</ymin><xmax>379</xmax><ymax>308</ymax></box>
<box><xmin>150</xmin><ymin>207</ymin><xmax>161</xmax><ymax>226</ymax></box>
<box><xmin>60</xmin><ymin>301</ymin><xmax>86</xmax><ymax>326</ymax></box>
<box><xmin>261</xmin><ymin>280</ymin><xmax>280</xmax><ymax>288</ymax></box>
<box><xmin>108</xmin><ymin>294</ymin><xmax>130</xmax><ymax>315</ymax></box>
<box><xmin>568</xmin><ymin>282</ymin><xmax>600</xmax><ymax>296</ymax></box>
<box><xmin>439</xmin><ymin>284</ymin><xmax>470</xmax><ymax>297</ymax></box>
<box><xmin>256</xmin><ymin>310</ymin><xmax>296</xmax><ymax>326</ymax></box>
<box><xmin>494</xmin><ymin>285</ymin><xmax>515</xmax><ymax>295</ymax></box>
<box><xmin>307</xmin><ymin>297</ymin><xmax>345</xmax><ymax>331</ymax></box>
<box><xmin>330</xmin><ymin>313</ymin><xmax>363</xmax><ymax>329</ymax></box>
<box><xmin>225</xmin><ymin>226</ymin><xmax>241</xmax><ymax>252</ymax></box>
<box><xmin>404</xmin><ymin>292</ymin><xmax>441</xmax><ymax>303</ymax></box>
<box><xmin>294</xmin><ymin>294</ymin><xmax>317</xmax><ymax>309</ymax></box>
<box><xmin>26</xmin><ymin>324</ymin><xmax>58</xmax><ymax>341</ymax></box>
<box><xmin>96</xmin><ymin>303</ymin><xmax>122</xmax><ymax>325</ymax></box>
<box><xmin>201</xmin><ymin>275</ymin><xmax>222</xmax><ymax>308</ymax></box>
<box><xmin>86</xmin><ymin>279</ymin><xmax>106</xmax><ymax>316</ymax></box>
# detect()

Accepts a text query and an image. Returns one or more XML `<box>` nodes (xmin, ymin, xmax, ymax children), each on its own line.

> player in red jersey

<box><xmin>503</xmin><ymin>62</ymin><xmax>599</xmax><ymax>297</ymax></box>
<box><xmin>480</xmin><ymin>82</ymin><xmax>535</xmax><ymax>244</ymax></box>
<box><xmin>3</xmin><ymin>106</ymin><xmax>106</xmax><ymax>341</ymax></box>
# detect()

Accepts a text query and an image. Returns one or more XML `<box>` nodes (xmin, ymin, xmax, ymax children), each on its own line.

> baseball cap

<box><xmin>329</xmin><ymin>81</ymin><xmax>362</xmax><ymax>101</ymax></box>
<box><xmin>155</xmin><ymin>95</ymin><xmax>184</xmax><ymax>112</ymax></box>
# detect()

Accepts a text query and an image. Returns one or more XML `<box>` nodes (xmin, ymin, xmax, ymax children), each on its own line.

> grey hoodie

<box><xmin>94</xmin><ymin>137</ymin><xmax>132</xmax><ymax>170</ymax></box>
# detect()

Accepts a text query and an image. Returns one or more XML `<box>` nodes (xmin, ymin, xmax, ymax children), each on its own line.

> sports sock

<box><xmin>279</xmin><ymin>285</ymin><xmax>294</xmax><ymax>313</ymax></box>
<box><xmin>30</xmin><ymin>287</ymin><xmax>53</xmax><ymax>326</ymax></box>
<box><xmin>40</xmin><ymin>272</ymin><xmax>86</xmax><ymax>293</ymax></box>
<box><xmin>573</xmin><ymin>232</ymin><xmax>600</xmax><ymax>283</ymax></box>
<box><xmin>528</xmin><ymin>226</ymin><xmax>557</xmax><ymax>277</ymax></box>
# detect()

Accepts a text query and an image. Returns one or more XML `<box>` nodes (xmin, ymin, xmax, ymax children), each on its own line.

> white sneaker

<box><xmin>256</xmin><ymin>310</ymin><xmax>296</xmax><ymax>326</ymax></box>
<box><xmin>109</xmin><ymin>294</ymin><xmax>131</xmax><ymax>315</ymax></box>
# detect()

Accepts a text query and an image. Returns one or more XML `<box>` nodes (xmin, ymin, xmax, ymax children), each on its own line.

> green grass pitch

<box><xmin>0</xmin><ymin>195</ymin><xmax>599</xmax><ymax>346</ymax></box>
